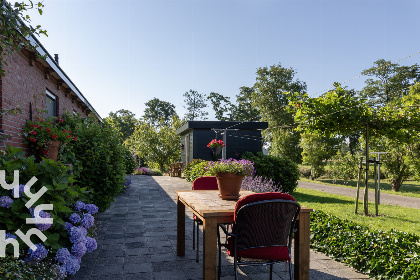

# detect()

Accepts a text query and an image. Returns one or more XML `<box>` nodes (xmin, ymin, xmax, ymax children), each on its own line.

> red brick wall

<box><xmin>0</xmin><ymin>51</ymin><xmax>89</xmax><ymax>152</ymax></box>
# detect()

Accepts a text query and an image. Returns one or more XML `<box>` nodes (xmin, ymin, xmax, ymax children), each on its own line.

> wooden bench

<box><xmin>169</xmin><ymin>162</ymin><xmax>183</xmax><ymax>177</ymax></box>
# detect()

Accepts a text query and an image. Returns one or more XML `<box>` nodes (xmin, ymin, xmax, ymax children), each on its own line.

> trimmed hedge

<box><xmin>311</xmin><ymin>210</ymin><xmax>420</xmax><ymax>279</ymax></box>
<box><xmin>241</xmin><ymin>152</ymin><xmax>299</xmax><ymax>193</ymax></box>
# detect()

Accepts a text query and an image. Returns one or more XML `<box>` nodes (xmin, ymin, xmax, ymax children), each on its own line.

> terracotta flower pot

<box><xmin>39</xmin><ymin>140</ymin><xmax>60</xmax><ymax>161</ymax></box>
<box><xmin>215</xmin><ymin>172</ymin><xmax>244</xmax><ymax>200</ymax></box>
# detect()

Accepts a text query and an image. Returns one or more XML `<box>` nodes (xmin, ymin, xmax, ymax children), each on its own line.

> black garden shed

<box><xmin>176</xmin><ymin>121</ymin><xmax>268</xmax><ymax>165</ymax></box>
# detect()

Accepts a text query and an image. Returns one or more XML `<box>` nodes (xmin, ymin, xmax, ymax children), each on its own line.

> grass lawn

<box><xmin>299</xmin><ymin>177</ymin><xmax>420</xmax><ymax>198</ymax></box>
<box><xmin>293</xmin><ymin>187</ymin><xmax>420</xmax><ymax>236</ymax></box>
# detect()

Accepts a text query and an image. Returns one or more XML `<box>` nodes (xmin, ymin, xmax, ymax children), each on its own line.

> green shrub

<box><xmin>151</xmin><ymin>168</ymin><xmax>162</xmax><ymax>176</ymax></box>
<box><xmin>183</xmin><ymin>159</ymin><xmax>209</xmax><ymax>182</ymax></box>
<box><xmin>123</xmin><ymin>147</ymin><xmax>137</xmax><ymax>174</ymax></box>
<box><xmin>299</xmin><ymin>166</ymin><xmax>312</xmax><ymax>179</ymax></box>
<box><xmin>328</xmin><ymin>151</ymin><xmax>358</xmax><ymax>184</ymax></box>
<box><xmin>61</xmin><ymin>113</ymin><xmax>126</xmax><ymax>212</ymax></box>
<box><xmin>241</xmin><ymin>152</ymin><xmax>299</xmax><ymax>193</ymax></box>
<box><xmin>311</xmin><ymin>210</ymin><xmax>420</xmax><ymax>279</ymax></box>
<box><xmin>0</xmin><ymin>146</ymin><xmax>85</xmax><ymax>252</ymax></box>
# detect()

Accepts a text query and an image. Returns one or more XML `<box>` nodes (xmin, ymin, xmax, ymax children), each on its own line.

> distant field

<box><xmin>293</xmin><ymin>188</ymin><xmax>420</xmax><ymax>236</ymax></box>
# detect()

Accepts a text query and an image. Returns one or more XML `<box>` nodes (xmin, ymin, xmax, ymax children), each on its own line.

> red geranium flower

<box><xmin>52</xmin><ymin>135</ymin><xmax>57</xmax><ymax>139</ymax></box>
<box><xmin>30</xmin><ymin>131</ymin><xmax>36</xmax><ymax>135</ymax></box>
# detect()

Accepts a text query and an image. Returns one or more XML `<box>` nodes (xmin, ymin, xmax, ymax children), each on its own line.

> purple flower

<box><xmin>55</xmin><ymin>247</ymin><xmax>71</xmax><ymax>264</ymax></box>
<box><xmin>27</xmin><ymin>244</ymin><xmax>48</xmax><ymax>262</ymax></box>
<box><xmin>5</xmin><ymin>233</ymin><xmax>17</xmax><ymax>239</ymax></box>
<box><xmin>74</xmin><ymin>201</ymin><xmax>85</xmax><ymax>213</ymax></box>
<box><xmin>11</xmin><ymin>184</ymin><xmax>25</xmax><ymax>198</ymax></box>
<box><xmin>69</xmin><ymin>226</ymin><xmax>86</xmax><ymax>244</ymax></box>
<box><xmin>65</xmin><ymin>255</ymin><xmax>80</xmax><ymax>275</ymax></box>
<box><xmin>34</xmin><ymin>210</ymin><xmax>52</xmax><ymax>231</ymax></box>
<box><xmin>81</xmin><ymin>213</ymin><xmax>94</xmax><ymax>229</ymax></box>
<box><xmin>64</xmin><ymin>222</ymin><xmax>74</xmax><ymax>231</ymax></box>
<box><xmin>0</xmin><ymin>196</ymin><xmax>13</xmax><ymax>208</ymax></box>
<box><xmin>71</xmin><ymin>242</ymin><xmax>87</xmax><ymax>258</ymax></box>
<box><xmin>85</xmin><ymin>204</ymin><xmax>98</xmax><ymax>215</ymax></box>
<box><xmin>241</xmin><ymin>175</ymin><xmax>282</xmax><ymax>193</ymax></box>
<box><xmin>55</xmin><ymin>265</ymin><xmax>67</xmax><ymax>280</ymax></box>
<box><xmin>69</xmin><ymin>213</ymin><xmax>81</xmax><ymax>224</ymax></box>
<box><xmin>85</xmin><ymin>236</ymin><xmax>97</xmax><ymax>252</ymax></box>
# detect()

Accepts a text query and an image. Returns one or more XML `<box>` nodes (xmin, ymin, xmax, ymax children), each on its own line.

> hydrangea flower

<box><xmin>69</xmin><ymin>226</ymin><xmax>86</xmax><ymax>244</ymax></box>
<box><xmin>55</xmin><ymin>247</ymin><xmax>71</xmax><ymax>264</ymax></box>
<box><xmin>69</xmin><ymin>213</ymin><xmax>81</xmax><ymax>224</ymax></box>
<box><xmin>34</xmin><ymin>210</ymin><xmax>52</xmax><ymax>231</ymax></box>
<box><xmin>27</xmin><ymin>244</ymin><xmax>48</xmax><ymax>262</ymax></box>
<box><xmin>0</xmin><ymin>196</ymin><xmax>13</xmax><ymax>208</ymax></box>
<box><xmin>55</xmin><ymin>265</ymin><xmax>67</xmax><ymax>280</ymax></box>
<box><xmin>11</xmin><ymin>184</ymin><xmax>25</xmax><ymax>198</ymax></box>
<box><xmin>65</xmin><ymin>255</ymin><xmax>80</xmax><ymax>275</ymax></box>
<box><xmin>85</xmin><ymin>204</ymin><xmax>98</xmax><ymax>215</ymax></box>
<box><xmin>5</xmin><ymin>233</ymin><xmax>17</xmax><ymax>239</ymax></box>
<box><xmin>71</xmin><ymin>241</ymin><xmax>87</xmax><ymax>258</ymax></box>
<box><xmin>74</xmin><ymin>201</ymin><xmax>85</xmax><ymax>213</ymax></box>
<box><xmin>81</xmin><ymin>213</ymin><xmax>94</xmax><ymax>229</ymax></box>
<box><xmin>85</xmin><ymin>236</ymin><xmax>97</xmax><ymax>252</ymax></box>
<box><xmin>64</xmin><ymin>222</ymin><xmax>74</xmax><ymax>231</ymax></box>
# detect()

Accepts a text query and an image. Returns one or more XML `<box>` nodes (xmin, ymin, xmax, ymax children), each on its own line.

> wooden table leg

<box><xmin>203</xmin><ymin>216</ymin><xmax>217</xmax><ymax>280</ymax></box>
<box><xmin>294</xmin><ymin>211</ymin><xmax>310</xmax><ymax>280</ymax></box>
<box><xmin>177</xmin><ymin>196</ymin><xmax>185</xmax><ymax>256</ymax></box>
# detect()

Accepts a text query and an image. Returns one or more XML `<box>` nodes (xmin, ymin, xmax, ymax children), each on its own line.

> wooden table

<box><xmin>176</xmin><ymin>190</ymin><xmax>313</xmax><ymax>280</ymax></box>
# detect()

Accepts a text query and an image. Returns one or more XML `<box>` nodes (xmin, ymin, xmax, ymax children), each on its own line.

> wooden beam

<box><xmin>64</xmin><ymin>88</ymin><xmax>71</xmax><ymax>98</ymax></box>
<box><xmin>57</xmin><ymin>79</ymin><xmax>64</xmax><ymax>91</ymax></box>
<box><xmin>29</xmin><ymin>53</ymin><xmax>37</xmax><ymax>66</ymax></box>
<box><xmin>44</xmin><ymin>67</ymin><xmax>52</xmax><ymax>80</ymax></box>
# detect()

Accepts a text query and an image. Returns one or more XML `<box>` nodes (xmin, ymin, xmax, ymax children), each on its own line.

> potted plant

<box><xmin>207</xmin><ymin>139</ymin><xmax>225</xmax><ymax>155</ymax></box>
<box><xmin>23</xmin><ymin>116</ymin><xmax>76</xmax><ymax>161</ymax></box>
<box><xmin>206</xmin><ymin>158</ymin><xmax>254</xmax><ymax>199</ymax></box>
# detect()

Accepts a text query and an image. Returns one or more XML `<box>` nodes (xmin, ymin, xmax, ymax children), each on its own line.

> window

<box><xmin>46</xmin><ymin>90</ymin><xmax>57</xmax><ymax>118</ymax></box>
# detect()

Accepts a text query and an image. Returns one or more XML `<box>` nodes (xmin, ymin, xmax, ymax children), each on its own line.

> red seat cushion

<box><xmin>226</xmin><ymin>237</ymin><xmax>291</xmax><ymax>261</ymax></box>
<box><xmin>192</xmin><ymin>176</ymin><xmax>218</xmax><ymax>190</ymax></box>
<box><xmin>235</xmin><ymin>192</ymin><xmax>296</xmax><ymax>220</ymax></box>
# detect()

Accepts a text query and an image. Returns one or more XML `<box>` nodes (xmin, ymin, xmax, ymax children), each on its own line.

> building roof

<box><xmin>28</xmin><ymin>34</ymin><xmax>102</xmax><ymax>121</ymax></box>
<box><xmin>176</xmin><ymin>121</ymin><xmax>268</xmax><ymax>135</ymax></box>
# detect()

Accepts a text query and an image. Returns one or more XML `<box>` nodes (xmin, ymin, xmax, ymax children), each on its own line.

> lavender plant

<box><xmin>241</xmin><ymin>175</ymin><xmax>283</xmax><ymax>193</ymax></box>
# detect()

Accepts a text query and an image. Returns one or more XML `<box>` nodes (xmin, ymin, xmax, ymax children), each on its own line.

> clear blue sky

<box><xmin>29</xmin><ymin>0</ymin><xmax>420</xmax><ymax>120</ymax></box>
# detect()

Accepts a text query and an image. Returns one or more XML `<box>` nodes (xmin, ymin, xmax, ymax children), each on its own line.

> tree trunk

<box><xmin>391</xmin><ymin>178</ymin><xmax>402</xmax><ymax>192</ymax></box>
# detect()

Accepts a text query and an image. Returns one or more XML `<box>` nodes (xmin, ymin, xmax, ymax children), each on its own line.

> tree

<box><xmin>230</xmin><ymin>86</ymin><xmax>261</xmax><ymax>121</ymax></box>
<box><xmin>143</xmin><ymin>98</ymin><xmax>177</xmax><ymax>127</ymax></box>
<box><xmin>0</xmin><ymin>1</ymin><xmax>47</xmax><ymax>77</ymax></box>
<box><xmin>361</xmin><ymin>59</ymin><xmax>420</xmax><ymax>106</ymax></box>
<box><xmin>252</xmin><ymin>63</ymin><xmax>306</xmax><ymax>163</ymax></box>
<box><xmin>183</xmin><ymin>89</ymin><xmax>208</xmax><ymax>120</ymax></box>
<box><xmin>300</xmin><ymin>132</ymin><xmax>342</xmax><ymax>179</ymax></box>
<box><xmin>207</xmin><ymin>92</ymin><xmax>232</xmax><ymax>121</ymax></box>
<box><xmin>103</xmin><ymin>109</ymin><xmax>138</xmax><ymax>142</ymax></box>
<box><xmin>127</xmin><ymin>116</ymin><xmax>181</xmax><ymax>172</ymax></box>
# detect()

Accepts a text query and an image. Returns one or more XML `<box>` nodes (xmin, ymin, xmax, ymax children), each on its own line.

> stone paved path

<box><xmin>298</xmin><ymin>180</ymin><xmax>420</xmax><ymax>209</ymax></box>
<box><xmin>72</xmin><ymin>176</ymin><xmax>370</xmax><ymax>280</ymax></box>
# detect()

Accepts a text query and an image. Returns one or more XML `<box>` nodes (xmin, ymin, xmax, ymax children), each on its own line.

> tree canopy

<box><xmin>183</xmin><ymin>89</ymin><xmax>208</xmax><ymax>121</ymax></box>
<box><xmin>103</xmin><ymin>109</ymin><xmax>138</xmax><ymax>142</ymax></box>
<box><xmin>143</xmin><ymin>98</ymin><xmax>177</xmax><ymax>127</ymax></box>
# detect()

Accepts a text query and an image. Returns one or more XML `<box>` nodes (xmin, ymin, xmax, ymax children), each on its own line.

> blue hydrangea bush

<box><xmin>0</xmin><ymin>147</ymin><xmax>98</xmax><ymax>278</ymax></box>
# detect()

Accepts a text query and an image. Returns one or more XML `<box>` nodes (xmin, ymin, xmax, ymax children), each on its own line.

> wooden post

<box><xmin>355</xmin><ymin>157</ymin><xmax>363</xmax><ymax>214</ymax></box>
<box><xmin>363</xmin><ymin>122</ymin><xmax>369</xmax><ymax>216</ymax></box>
<box><xmin>374</xmin><ymin>160</ymin><xmax>378</xmax><ymax>216</ymax></box>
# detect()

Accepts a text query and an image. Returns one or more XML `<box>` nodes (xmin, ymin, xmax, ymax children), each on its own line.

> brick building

<box><xmin>0</xmin><ymin>34</ymin><xmax>100</xmax><ymax>151</ymax></box>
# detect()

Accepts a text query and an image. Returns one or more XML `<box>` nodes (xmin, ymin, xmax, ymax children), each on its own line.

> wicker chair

<box><xmin>192</xmin><ymin>176</ymin><xmax>219</xmax><ymax>262</ymax></box>
<box><xmin>217</xmin><ymin>192</ymin><xmax>300</xmax><ymax>280</ymax></box>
